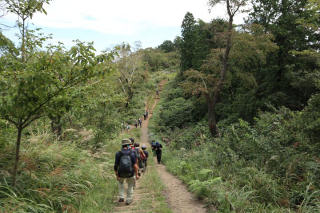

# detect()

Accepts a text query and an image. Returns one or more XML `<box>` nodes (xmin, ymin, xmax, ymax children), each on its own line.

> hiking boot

<box><xmin>126</xmin><ymin>200</ymin><xmax>133</xmax><ymax>205</ymax></box>
<box><xmin>118</xmin><ymin>198</ymin><xmax>124</xmax><ymax>202</ymax></box>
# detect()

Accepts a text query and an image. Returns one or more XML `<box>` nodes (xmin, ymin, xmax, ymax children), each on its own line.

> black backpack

<box><xmin>118</xmin><ymin>150</ymin><xmax>134</xmax><ymax>178</ymax></box>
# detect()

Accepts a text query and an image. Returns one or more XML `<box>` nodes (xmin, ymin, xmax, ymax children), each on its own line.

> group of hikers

<box><xmin>122</xmin><ymin>110</ymin><xmax>149</xmax><ymax>131</ymax></box>
<box><xmin>134</xmin><ymin>118</ymin><xmax>142</xmax><ymax>128</ymax></box>
<box><xmin>114</xmin><ymin>138</ymin><xmax>163</xmax><ymax>205</ymax></box>
<box><xmin>134</xmin><ymin>110</ymin><xmax>149</xmax><ymax>128</ymax></box>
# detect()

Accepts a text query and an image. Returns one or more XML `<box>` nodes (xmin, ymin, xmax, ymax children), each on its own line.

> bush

<box><xmin>0</xmin><ymin>132</ymin><xmax>118</xmax><ymax>212</ymax></box>
<box><xmin>159</xmin><ymin>97</ymin><xmax>195</xmax><ymax>129</ymax></box>
<box><xmin>151</xmin><ymin>102</ymin><xmax>320</xmax><ymax>211</ymax></box>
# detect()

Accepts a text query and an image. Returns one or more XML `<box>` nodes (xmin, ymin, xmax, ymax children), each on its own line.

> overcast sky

<box><xmin>1</xmin><ymin>0</ymin><xmax>247</xmax><ymax>52</ymax></box>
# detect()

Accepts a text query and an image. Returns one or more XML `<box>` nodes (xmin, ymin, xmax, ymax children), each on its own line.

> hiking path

<box><xmin>113</xmin><ymin>80</ymin><xmax>207</xmax><ymax>213</ymax></box>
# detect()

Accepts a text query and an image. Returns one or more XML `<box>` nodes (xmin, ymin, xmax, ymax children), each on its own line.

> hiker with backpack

<box><xmin>114</xmin><ymin>139</ymin><xmax>139</xmax><ymax>205</ymax></box>
<box><xmin>134</xmin><ymin>143</ymin><xmax>146</xmax><ymax>175</ymax></box>
<box><xmin>151</xmin><ymin>140</ymin><xmax>156</xmax><ymax>155</ymax></box>
<box><xmin>129</xmin><ymin>137</ymin><xmax>135</xmax><ymax>145</ymax></box>
<box><xmin>155</xmin><ymin>142</ymin><xmax>163</xmax><ymax>164</ymax></box>
<box><xmin>141</xmin><ymin>144</ymin><xmax>149</xmax><ymax>172</ymax></box>
<box><xmin>138</xmin><ymin>118</ymin><xmax>142</xmax><ymax>128</ymax></box>
<box><xmin>128</xmin><ymin>138</ymin><xmax>139</xmax><ymax>188</ymax></box>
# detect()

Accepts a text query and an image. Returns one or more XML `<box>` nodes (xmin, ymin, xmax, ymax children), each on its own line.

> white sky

<box><xmin>1</xmin><ymin>0</ymin><xmax>247</xmax><ymax>51</ymax></box>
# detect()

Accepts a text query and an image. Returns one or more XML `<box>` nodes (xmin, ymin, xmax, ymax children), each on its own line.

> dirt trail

<box><xmin>114</xmin><ymin>80</ymin><xmax>207</xmax><ymax>213</ymax></box>
<box><xmin>156</xmin><ymin>164</ymin><xmax>207</xmax><ymax>213</ymax></box>
<box><xmin>145</xmin><ymin>81</ymin><xmax>206</xmax><ymax>213</ymax></box>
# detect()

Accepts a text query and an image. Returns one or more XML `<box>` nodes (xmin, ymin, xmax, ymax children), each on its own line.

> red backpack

<box><xmin>139</xmin><ymin>149</ymin><xmax>146</xmax><ymax>160</ymax></box>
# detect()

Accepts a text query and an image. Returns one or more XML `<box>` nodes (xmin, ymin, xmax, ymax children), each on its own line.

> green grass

<box><xmin>0</xmin><ymin>128</ymin><xmax>121</xmax><ymax>212</ymax></box>
<box><xmin>138</xmin><ymin>159</ymin><xmax>172</xmax><ymax>213</ymax></box>
<box><xmin>110</xmin><ymin>156</ymin><xmax>172</xmax><ymax>213</ymax></box>
<box><xmin>78</xmin><ymin>180</ymin><xmax>118</xmax><ymax>213</ymax></box>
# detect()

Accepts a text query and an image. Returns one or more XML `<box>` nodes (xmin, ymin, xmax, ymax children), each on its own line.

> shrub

<box><xmin>152</xmin><ymin>104</ymin><xmax>320</xmax><ymax>211</ymax></box>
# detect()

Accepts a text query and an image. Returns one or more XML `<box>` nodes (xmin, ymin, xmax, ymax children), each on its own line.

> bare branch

<box><xmin>22</xmin><ymin>114</ymin><xmax>42</xmax><ymax>129</ymax></box>
<box><xmin>118</xmin><ymin>78</ymin><xmax>127</xmax><ymax>94</ymax></box>
<box><xmin>4</xmin><ymin>115</ymin><xmax>18</xmax><ymax>126</ymax></box>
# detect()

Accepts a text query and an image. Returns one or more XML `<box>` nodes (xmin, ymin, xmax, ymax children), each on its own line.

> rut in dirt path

<box><xmin>114</xmin><ymin>80</ymin><xmax>207</xmax><ymax>213</ymax></box>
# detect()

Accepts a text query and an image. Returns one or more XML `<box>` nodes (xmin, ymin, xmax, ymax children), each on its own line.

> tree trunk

<box><xmin>51</xmin><ymin>116</ymin><xmax>62</xmax><ymax>138</ymax></box>
<box><xmin>207</xmin><ymin>95</ymin><xmax>218</xmax><ymax>136</ymax></box>
<box><xmin>21</xmin><ymin>18</ymin><xmax>26</xmax><ymax>62</ymax></box>
<box><xmin>12</xmin><ymin>126</ymin><xmax>23</xmax><ymax>186</ymax></box>
<box><xmin>128</xmin><ymin>86</ymin><xmax>133</xmax><ymax>102</ymax></box>
<box><xmin>207</xmin><ymin>4</ymin><xmax>234</xmax><ymax>137</ymax></box>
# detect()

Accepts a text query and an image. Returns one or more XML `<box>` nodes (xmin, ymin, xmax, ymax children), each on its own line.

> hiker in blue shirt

<box><xmin>114</xmin><ymin>139</ymin><xmax>139</xmax><ymax>205</ymax></box>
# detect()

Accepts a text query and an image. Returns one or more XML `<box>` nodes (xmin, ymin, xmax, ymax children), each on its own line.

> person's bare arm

<box><xmin>134</xmin><ymin>159</ymin><xmax>139</xmax><ymax>180</ymax></box>
<box><xmin>115</xmin><ymin>171</ymin><xmax>120</xmax><ymax>181</ymax></box>
<box><xmin>114</xmin><ymin>153</ymin><xmax>120</xmax><ymax>180</ymax></box>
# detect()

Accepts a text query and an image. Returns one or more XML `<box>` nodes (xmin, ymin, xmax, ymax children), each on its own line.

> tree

<box><xmin>249</xmin><ymin>0</ymin><xmax>320</xmax><ymax>109</ymax></box>
<box><xmin>158</xmin><ymin>40</ymin><xmax>175</xmax><ymax>53</ymax></box>
<box><xmin>180</xmin><ymin>12</ymin><xmax>197</xmax><ymax>72</ymax></box>
<box><xmin>180</xmin><ymin>13</ymin><xmax>214</xmax><ymax>74</ymax></box>
<box><xmin>5</xmin><ymin>0</ymin><xmax>51</xmax><ymax>62</ymax></box>
<box><xmin>203</xmin><ymin>0</ymin><xmax>249</xmax><ymax>135</ymax></box>
<box><xmin>0</xmin><ymin>40</ymin><xmax>111</xmax><ymax>186</ymax></box>
<box><xmin>0</xmin><ymin>0</ymin><xmax>51</xmax><ymax>186</ymax></box>
<box><xmin>0</xmin><ymin>0</ymin><xmax>113</xmax><ymax>186</ymax></box>
<box><xmin>173</xmin><ymin>36</ymin><xmax>183</xmax><ymax>50</ymax></box>
<box><xmin>47</xmin><ymin>47</ymin><xmax>114</xmax><ymax>139</ymax></box>
<box><xmin>183</xmin><ymin>25</ymin><xmax>277</xmax><ymax>135</ymax></box>
<box><xmin>115</xmin><ymin>43</ymin><xmax>144</xmax><ymax>106</ymax></box>
<box><xmin>0</xmin><ymin>32</ymin><xmax>18</xmax><ymax>56</ymax></box>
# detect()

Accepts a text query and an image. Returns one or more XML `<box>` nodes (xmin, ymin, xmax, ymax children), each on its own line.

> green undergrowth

<box><xmin>149</xmin><ymin>82</ymin><xmax>320</xmax><ymax>212</ymax></box>
<box><xmin>0</xmin><ymin>91</ymin><xmax>148</xmax><ymax>212</ymax></box>
<box><xmin>0</xmin><ymin>122</ymin><xmax>145</xmax><ymax>212</ymax></box>
<box><xmin>0</xmin><ymin>71</ymin><xmax>169</xmax><ymax>212</ymax></box>
<box><xmin>0</xmin><ymin>129</ymin><xmax>119</xmax><ymax>212</ymax></box>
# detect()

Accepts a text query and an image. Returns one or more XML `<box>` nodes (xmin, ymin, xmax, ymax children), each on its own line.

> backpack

<box><xmin>155</xmin><ymin>143</ymin><xmax>162</xmax><ymax>153</ymax></box>
<box><xmin>117</xmin><ymin>150</ymin><xmax>134</xmax><ymax>178</ymax></box>
<box><xmin>140</xmin><ymin>150</ymin><xmax>146</xmax><ymax>161</ymax></box>
<box><xmin>135</xmin><ymin>148</ymin><xmax>145</xmax><ymax>168</ymax></box>
<box><xmin>135</xmin><ymin>148</ymin><xmax>140</xmax><ymax>160</ymax></box>
<box><xmin>151</xmin><ymin>142</ymin><xmax>156</xmax><ymax>150</ymax></box>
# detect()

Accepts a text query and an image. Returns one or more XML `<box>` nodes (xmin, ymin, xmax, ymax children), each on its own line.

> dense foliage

<box><xmin>0</xmin><ymin>1</ymin><xmax>179</xmax><ymax>211</ymax></box>
<box><xmin>150</xmin><ymin>0</ymin><xmax>320</xmax><ymax>212</ymax></box>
